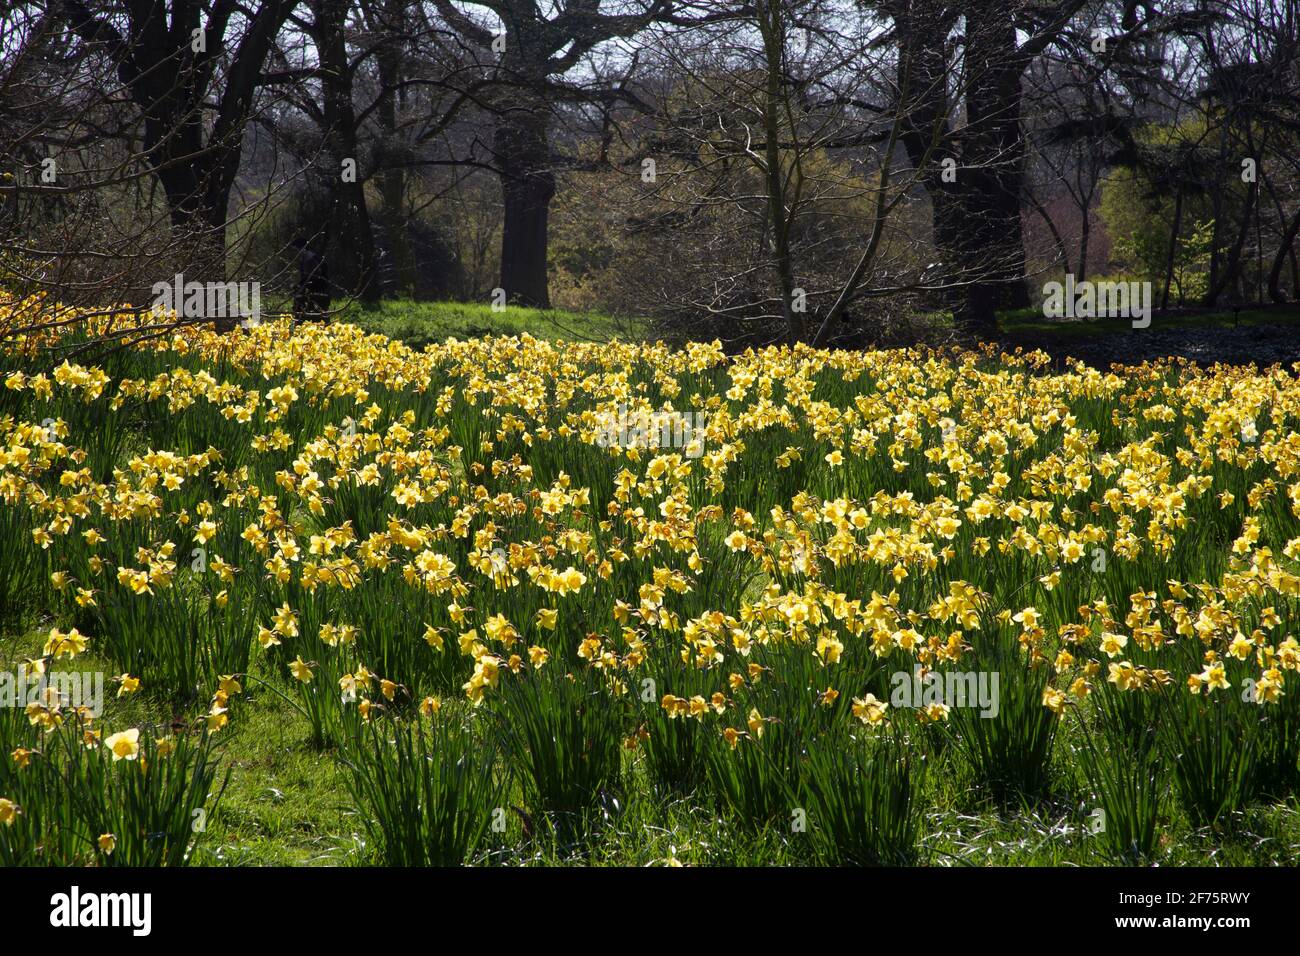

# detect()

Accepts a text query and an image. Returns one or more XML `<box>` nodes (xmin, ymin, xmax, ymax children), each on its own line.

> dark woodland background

<box><xmin>2</xmin><ymin>0</ymin><xmax>1299</xmax><ymax>349</ymax></box>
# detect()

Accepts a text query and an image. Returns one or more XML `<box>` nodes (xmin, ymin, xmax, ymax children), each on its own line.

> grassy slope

<box><xmin>333</xmin><ymin>299</ymin><xmax>647</xmax><ymax>351</ymax></box>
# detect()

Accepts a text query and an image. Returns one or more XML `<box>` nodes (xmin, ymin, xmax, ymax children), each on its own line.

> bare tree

<box><xmin>427</xmin><ymin>0</ymin><xmax>676</xmax><ymax>308</ymax></box>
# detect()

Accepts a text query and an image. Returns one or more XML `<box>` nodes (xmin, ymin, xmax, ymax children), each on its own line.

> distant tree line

<box><xmin>2</xmin><ymin>0</ymin><xmax>1299</xmax><ymax>346</ymax></box>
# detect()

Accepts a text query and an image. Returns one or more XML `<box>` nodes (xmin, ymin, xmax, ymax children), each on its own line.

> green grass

<box><xmin>329</xmin><ymin>299</ymin><xmax>646</xmax><ymax>350</ymax></box>
<box><xmin>998</xmin><ymin>303</ymin><xmax>1300</xmax><ymax>341</ymax></box>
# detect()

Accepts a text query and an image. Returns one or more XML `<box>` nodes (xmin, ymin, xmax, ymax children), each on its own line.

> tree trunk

<box><xmin>1077</xmin><ymin>214</ymin><xmax>1090</xmax><ymax>284</ymax></box>
<box><xmin>317</xmin><ymin>0</ymin><xmax>379</xmax><ymax>304</ymax></box>
<box><xmin>156</xmin><ymin>159</ymin><xmax>235</xmax><ymax>329</ymax></box>
<box><xmin>757</xmin><ymin>0</ymin><xmax>801</xmax><ymax>342</ymax></box>
<box><xmin>955</xmin><ymin>2</ymin><xmax>1030</xmax><ymax>336</ymax></box>
<box><xmin>496</xmin><ymin>117</ymin><xmax>555</xmax><ymax>309</ymax></box>
<box><xmin>1161</xmin><ymin>188</ymin><xmax>1183</xmax><ymax>310</ymax></box>
<box><xmin>893</xmin><ymin>4</ymin><xmax>968</xmax><ymax>327</ymax></box>
<box><xmin>373</xmin><ymin>16</ymin><xmax>415</xmax><ymax>298</ymax></box>
<box><xmin>1267</xmin><ymin>207</ymin><xmax>1300</xmax><ymax>303</ymax></box>
<box><xmin>1203</xmin><ymin>178</ymin><xmax>1257</xmax><ymax>306</ymax></box>
<box><xmin>379</xmin><ymin>169</ymin><xmax>414</xmax><ymax>295</ymax></box>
